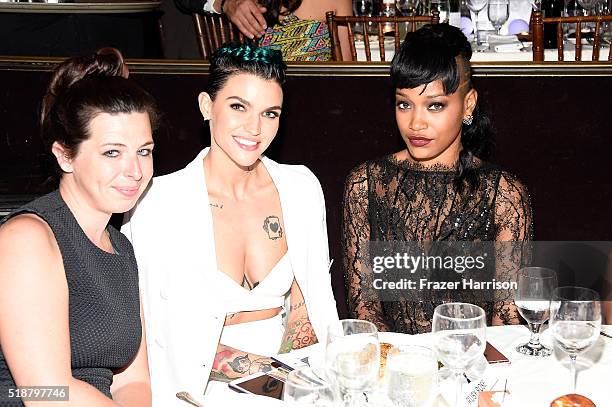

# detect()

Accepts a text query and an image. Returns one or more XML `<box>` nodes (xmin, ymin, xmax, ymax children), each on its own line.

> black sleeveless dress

<box><xmin>0</xmin><ymin>190</ymin><xmax>141</xmax><ymax>406</ymax></box>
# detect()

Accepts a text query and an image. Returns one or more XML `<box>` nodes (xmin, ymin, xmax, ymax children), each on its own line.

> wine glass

<box><xmin>550</xmin><ymin>287</ymin><xmax>601</xmax><ymax>395</ymax></box>
<box><xmin>430</xmin><ymin>0</ymin><xmax>452</xmax><ymax>23</ymax></box>
<box><xmin>487</xmin><ymin>0</ymin><xmax>509</xmax><ymax>35</ymax></box>
<box><xmin>326</xmin><ymin>319</ymin><xmax>380</xmax><ymax>406</ymax></box>
<box><xmin>432</xmin><ymin>303</ymin><xmax>486</xmax><ymax>407</ymax></box>
<box><xmin>514</xmin><ymin>267</ymin><xmax>557</xmax><ymax>357</ymax></box>
<box><xmin>466</xmin><ymin>0</ymin><xmax>489</xmax><ymax>44</ymax></box>
<box><xmin>353</xmin><ymin>0</ymin><xmax>375</xmax><ymax>35</ymax></box>
<box><xmin>386</xmin><ymin>345</ymin><xmax>438</xmax><ymax>406</ymax></box>
<box><xmin>397</xmin><ymin>0</ymin><xmax>420</xmax><ymax>15</ymax></box>
<box><xmin>283</xmin><ymin>367</ymin><xmax>335</xmax><ymax>406</ymax></box>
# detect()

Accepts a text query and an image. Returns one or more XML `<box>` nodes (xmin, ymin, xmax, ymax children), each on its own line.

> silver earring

<box><xmin>462</xmin><ymin>115</ymin><xmax>473</xmax><ymax>126</ymax></box>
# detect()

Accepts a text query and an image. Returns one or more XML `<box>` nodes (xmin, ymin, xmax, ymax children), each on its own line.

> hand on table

<box><xmin>223</xmin><ymin>0</ymin><xmax>268</xmax><ymax>39</ymax></box>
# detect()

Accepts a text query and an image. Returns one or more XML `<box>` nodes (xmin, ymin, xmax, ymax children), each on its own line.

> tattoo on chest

<box><xmin>263</xmin><ymin>215</ymin><xmax>283</xmax><ymax>240</ymax></box>
<box><xmin>209</xmin><ymin>202</ymin><xmax>223</xmax><ymax>209</ymax></box>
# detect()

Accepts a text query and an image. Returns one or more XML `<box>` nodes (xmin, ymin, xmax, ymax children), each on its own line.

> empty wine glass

<box><xmin>577</xmin><ymin>0</ymin><xmax>601</xmax><ymax>15</ymax></box>
<box><xmin>466</xmin><ymin>0</ymin><xmax>489</xmax><ymax>44</ymax></box>
<box><xmin>326</xmin><ymin>319</ymin><xmax>380</xmax><ymax>406</ymax></box>
<box><xmin>433</xmin><ymin>303</ymin><xmax>486</xmax><ymax>407</ymax></box>
<box><xmin>353</xmin><ymin>0</ymin><xmax>375</xmax><ymax>35</ymax></box>
<box><xmin>487</xmin><ymin>0</ymin><xmax>509</xmax><ymax>34</ymax></box>
<box><xmin>515</xmin><ymin>267</ymin><xmax>557</xmax><ymax>357</ymax></box>
<box><xmin>550</xmin><ymin>287</ymin><xmax>601</xmax><ymax>395</ymax></box>
<box><xmin>430</xmin><ymin>0</ymin><xmax>452</xmax><ymax>23</ymax></box>
<box><xmin>283</xmin><ymin>367</ymin><xmax>335</xmax><ymax>406</ymax></box>
<box><xmin>397</xmin><ymin>0</ymin><xmax>420</xmax><ymax>15</ymax></box>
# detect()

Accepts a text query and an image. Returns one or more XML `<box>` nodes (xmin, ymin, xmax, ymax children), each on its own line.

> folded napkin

<box><xmin>487</xmin><ymin>35</ymin><xmax>524</xmax><ymax>52</ymax></box>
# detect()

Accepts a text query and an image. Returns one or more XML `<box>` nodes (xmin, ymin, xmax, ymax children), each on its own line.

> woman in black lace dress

<box><xmin>342</xmin><ymin>24</ymin><xmax>533</xmax><ymax>334</ymax></box>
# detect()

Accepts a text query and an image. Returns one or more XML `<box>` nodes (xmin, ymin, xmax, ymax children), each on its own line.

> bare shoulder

<box><xmin>0</xmin><ymin>213</ymin><xmax>62</xmax><ymax>280</ymax></box>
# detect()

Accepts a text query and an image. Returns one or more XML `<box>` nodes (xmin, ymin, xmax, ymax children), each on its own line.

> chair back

<box><xmin>325</xmin><ymin>11</ymin><xmax>439</xmax><ymax>62</ymax></box>
<box><xmin>532</xmin><ymin>10</ymin><xmax>612</xmax><ymax>62</ymax></box>
<box><xmin>192</xmin><ymin>12</ymin><xmax>246</xmax><ymax>59</ymax></box>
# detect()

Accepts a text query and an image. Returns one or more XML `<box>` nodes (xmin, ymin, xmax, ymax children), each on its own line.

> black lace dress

<box><xmin>342</xmin><ymin>155</ymin><xmax>533</xmax><ymax>334</ymax></box>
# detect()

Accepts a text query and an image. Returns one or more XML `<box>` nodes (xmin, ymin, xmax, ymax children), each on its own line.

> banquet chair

<box><xmin>325</xmin><ymin>11</ymin><xmax>439</xmax><ymax>62</ymax></box>
<box><xmin>192</xmin><ymin>12</ymin><xmax>246</xmax><ymax>59</ymax></box>
<box><xmin>531</xmin><ymin>10</ymin><xmax>612</xmax><ymax>62</ymax></box>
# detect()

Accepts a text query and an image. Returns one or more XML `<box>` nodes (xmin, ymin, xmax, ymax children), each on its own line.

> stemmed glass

<box><xmin>514</xmin><ymin>267</ymin><xmax>557</xmax><ymax>357</ymax></box>
<box><xmin>397</xmin><ymin>0</ymin><xmax>420</xmax><ymax>16</ymax></box>
<box><xmin>466</xmin><ymin>0</ymin><xmax>489</xmax><ymax>44</ymax></box>
<box><xmin>353</xmin><ymin>0</ymin><xmax>375</xmax><ymax>35</ymax></box>
<box><xmin>432</xmin><ymin>303</ymin><xmax>486</xmax><ymax>407</ymax></box>
<box><xmin>283</xmin><ymin>367</ymin><xmax>335</xmax><ymax>406</ymax></box>
<box><xmin>430</xmin><ymin>0</ymin><xmax>452</xmax><ymax>23</ymax></box>
<box><xmin>487</xmin><ymin>0</ymin><xmax>509</xmax><ymax>35</ymax></box>
<box><xmin>326</xmin><ymin>319</ymin><xmax>380</xmax><ymax>406</ymax></box>
<box><xmin>550</xmin><ymin>287</ymin><xmax>601</xmax><ymax>395</ymax></box>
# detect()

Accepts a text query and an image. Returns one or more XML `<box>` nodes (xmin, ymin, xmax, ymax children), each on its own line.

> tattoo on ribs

<box><xmin>263</xmin><ymin>215</ymin><xmax>283</xmax><ymax>240</ymax></box>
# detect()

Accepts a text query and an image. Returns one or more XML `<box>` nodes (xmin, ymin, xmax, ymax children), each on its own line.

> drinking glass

<box><xmin>430</xmin><ymin>0</ymin><xmax>452</xmax><ymax>23</ymax></box>
<box><xmin>386</xmin><ymin>345</ymin><xmax>438</xmax><ymax>406</ymax></box>
<box><xmin>397</xmin><ymin>0</ymin><xmax>420</xmax><ymax>15</ymax></box>
<box><xmin>283</xmin><ymin>367</ymin><xmax>335</xmax><ymax>406</ymax></box>
<box><xmin>514</xmin><ymin>267</ymin><xmax>557</xmax><ymax>357</ymax></box>
<box><xmin>432</xmin><ymin>303</ymin><xmax>486</xmax><ymax>407</ymax></box>
<box><xmin>353</xmin><ymin>0</ymin><xmax>375</xmax><ymax>35</ymax></box>
<box><xmin>326</xmin><ymin>319</ymin><xmax>380</xmax><ymax>406</ymax></box>
<box><xmin>466</xmin><ymin>0</ymin><xmax>489</xmax><ymax>44</ymax></box>
<box><xmin>577</xmin><ymin>0</ymin><xmax>600</xmax><ymax>15</ymax></box>
<box><xmin>550</xmin><ymin>287</ymin><xmax>601</xmax><ymax>394</ymax></box>
<box><xmin>487</xmin><ymin>0</ymin><xmax>509</xmax><ymax>34</ymax></box>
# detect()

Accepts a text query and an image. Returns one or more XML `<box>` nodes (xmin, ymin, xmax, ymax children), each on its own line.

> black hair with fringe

<box><xmin>390</xmin><ymin>24</ymin><xmax>493</xmax><ymax>192</ymax></box>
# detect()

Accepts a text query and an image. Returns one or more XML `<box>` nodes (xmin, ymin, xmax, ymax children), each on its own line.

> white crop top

<box><xmin>215</xmin><ymin>253</ymin><xmax>294</xmax><ymax>314</ymax></box>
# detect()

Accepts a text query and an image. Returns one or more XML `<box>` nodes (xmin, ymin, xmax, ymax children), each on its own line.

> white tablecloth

<box><xmin>199</xmin><ymin>325</ymin><xmax>612</xmax><ymax>406</ymax></box>
<box><xmin>354</xmin><ymin>41</ymin><xmax>611</xmax><ymax>62</ymax></box>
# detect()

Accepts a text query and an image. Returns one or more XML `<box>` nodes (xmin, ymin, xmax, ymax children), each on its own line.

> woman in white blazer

<box><xmin>122</xmin><ymin>43</ymin><xmax>339</xmax><ymax>405</ymax></box>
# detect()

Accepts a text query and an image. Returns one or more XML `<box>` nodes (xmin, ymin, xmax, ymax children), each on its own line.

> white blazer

<box><xmin>121</xmin><ymin>148</ymin><xmax>339</xmax><ymax>406</ymax></box>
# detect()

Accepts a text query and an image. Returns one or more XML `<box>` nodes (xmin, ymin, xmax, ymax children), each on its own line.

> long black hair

<box><xmin>390</xmin><ymin>24</ymin><xmax>493</xmax><ymax>192</ymax></box>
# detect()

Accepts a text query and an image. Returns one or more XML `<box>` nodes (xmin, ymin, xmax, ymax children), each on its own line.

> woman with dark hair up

<box><xmin>0</xmin><ymin>48</ymin><xmax>157</xmax><ymax>406</ymax></box>
<box><xmin>342</xmin><ymin>24</ymin><xmax>533</xmax><ymax>334</ymax></box>
<box><xmin>122</xmin><ymin>42</ymin><xmax>338</xmax><ymax>404</ymax></box>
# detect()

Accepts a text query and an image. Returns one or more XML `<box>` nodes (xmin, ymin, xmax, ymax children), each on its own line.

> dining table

<box><xmin>197</xmin><ymin>324</ymin><xmax>612</xmax><ymax>406</ymax></box>
<box><xmin>353</xmin><ymin>38</ymin><xmax>611</xmax><ymax>62</ymax></box>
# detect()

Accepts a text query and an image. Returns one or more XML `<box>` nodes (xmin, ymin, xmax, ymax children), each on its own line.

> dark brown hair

<box><xmin>260</xmin><ymin>0</ymin><xmax>302</xmax><ymax>26</ymax></box>
<box><xmin>41</xmin><ymin>48</ymin><xmax>159</xmax><ymax>177</ymax></box>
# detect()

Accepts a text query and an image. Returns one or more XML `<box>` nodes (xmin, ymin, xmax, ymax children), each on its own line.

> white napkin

<box><xmin>487</xmin><ymin>35</ymin><xmax>524</xmax><ymax>52</ymax></box>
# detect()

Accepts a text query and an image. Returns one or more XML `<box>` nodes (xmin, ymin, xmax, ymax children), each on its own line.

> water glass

<box><xmin>433</xmin><ymin>303</ymin><xmax>486</xmax><ymax>407</ymax></box>
<box><xmin>353</xmin><ymin>0</ymin><xmax>375</xmax><ymax>35</ymax></box>
<box><xmin>515</xmin><ymin>267</ymin><xmax>557</xmax><ymax>357</ymax></box>
<box><xmin>386</xmin><ymin>345</ymin><xmax>438</xmax><ymax>406</ymax></box>
<box><xmin>283</xmin><ymin>367</ymin><xmax>335</xmax><ymax>406</ymax></box>
<box><xmin>487</xmin><ymin>0</ymin><xmax>509</xmax><ymax>34</ymax></box>
<box><xmin>550</xmin><ymin>286</ymin><xmax>601</xmax><ymax>394</ymax></box>
<box><xmin>326</xmin><ymin>319</ymin><xmax>380</xmax><ymax>406</ymax></box>
<box><xmin>397</xmin><ymin>0</ymin><xmax>420</xmax><ymax>15</ymax></box>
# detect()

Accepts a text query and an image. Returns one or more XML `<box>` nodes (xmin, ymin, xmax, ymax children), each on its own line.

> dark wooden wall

<box><xmin>1</xmin><ymin>61</ymin><xmax>611</xmax><ymax>316</ymax></box>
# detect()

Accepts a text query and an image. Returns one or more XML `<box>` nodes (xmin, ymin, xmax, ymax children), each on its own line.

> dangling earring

<box><xmin>462</xmin><ymin>115</ymin><xmax>473</xmax><ymax>126</ymax></box>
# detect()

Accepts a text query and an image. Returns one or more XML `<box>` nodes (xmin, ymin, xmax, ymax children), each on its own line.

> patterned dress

<box><xmin>259</xmin><ymin>13</ymin><xmax>331</xmax><ymax>61</ymax></box>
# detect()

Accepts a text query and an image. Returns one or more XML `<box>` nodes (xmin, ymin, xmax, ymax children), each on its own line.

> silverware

<box><xmin>176</xmin><ymin>391</ymin><xmax>205</xmax><ymax>407</ymax></box>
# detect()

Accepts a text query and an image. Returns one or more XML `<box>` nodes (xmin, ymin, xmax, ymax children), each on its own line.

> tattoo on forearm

<box><xmin>290</xmin><ymin>301</ymin><xmax>305</xmax><ymax>311</ymax></box>
<box><xmin>279</xmin><ymin>318</ymin><xmax>317</xmax><ymax>354</ymax></box>
<box><xmin>212</xmin><ymin>348</ymin><xmax>273</xmax><ymax>380</ymax></box>
<box><xmin>263</xmin><ymin>216</ymin><xmax>283</xmax><ymax>240</ymax></box>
